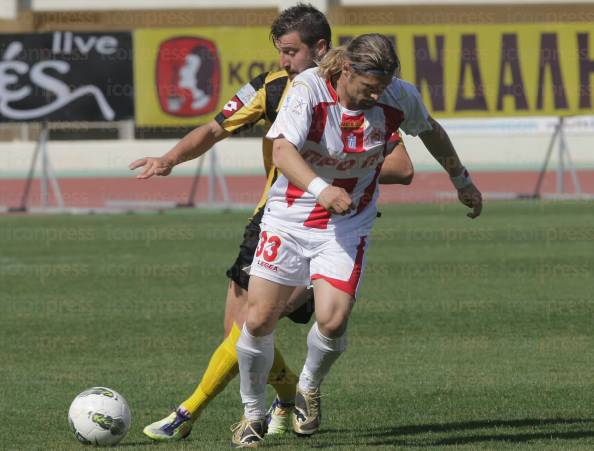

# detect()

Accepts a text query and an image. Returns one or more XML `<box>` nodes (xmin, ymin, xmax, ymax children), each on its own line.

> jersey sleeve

<box><xmin>398</xmin><ymin>81</ymin><xmax>433</xmax><ymax>137</ymax></box>
<box><xmin>214</xmin><ymin>73</ymin><xmax>267</xmax><ymax>134</ymax></box>
<box><xmin>265</xmin><ymin>79</ymin><xmax>314</xmax><ymax>151</ymax></box>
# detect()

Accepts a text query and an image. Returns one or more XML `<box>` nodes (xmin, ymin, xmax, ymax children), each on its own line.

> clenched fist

<box><xmin>318</xmin><ymin>186</ymin><xmax>355</xmax><ymax>215</ymax></box>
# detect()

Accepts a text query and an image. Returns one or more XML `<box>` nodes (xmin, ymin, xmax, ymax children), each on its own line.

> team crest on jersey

<box><xmin>347</xmin><ymin>134</ymin><xmax>357</xmax><ymax>149</ymax></box>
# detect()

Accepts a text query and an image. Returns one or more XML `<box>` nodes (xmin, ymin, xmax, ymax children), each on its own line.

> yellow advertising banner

<box><xmin>134</xmin><ymin>27</ymin><xmax>278</xmax><ymax>127</ymax></box>
<box><xmin>134</xmin><ymin>23</ymin><xmax>594</xmax><ymax>125</ymax></box>
<box><xmin>336</xmin><ymin>23</ymin><xmax>594</xmax><ymax>119</ymax></box>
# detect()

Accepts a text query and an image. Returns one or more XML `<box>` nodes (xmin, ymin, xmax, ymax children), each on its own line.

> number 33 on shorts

<box><xmin>255</xmin><ymin>231</ymin><xmax>281</xmax><ymax>262</ymax></box>
<box><xmin>251</xmin><ymin>228</ymin><xmax>311</xmax><ymax>286</ymax></box>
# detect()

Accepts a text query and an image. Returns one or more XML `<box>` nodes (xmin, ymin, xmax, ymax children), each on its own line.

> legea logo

<box><xmin>156</xmin><ymin>37</ymin><xmax>220</xmax><ymax>117</ymax></box>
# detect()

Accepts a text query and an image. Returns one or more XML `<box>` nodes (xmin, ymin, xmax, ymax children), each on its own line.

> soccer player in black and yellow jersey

<box><xmin>130</xmin><ymin>3</ymin><xmax>413</xmax><ymax>442</ymax></box>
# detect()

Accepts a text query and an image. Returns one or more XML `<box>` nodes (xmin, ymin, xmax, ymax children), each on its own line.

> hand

<box><xmin>457</xmin><ymin>183</ymin><xmax>483</xmax><ymax>219</ymax></box>
<box><xmin>128</xmin><ymin>157</ymin><xmax>175</xmax><ymax>179</ymax></box>
<box><xmin>318</xmin><ymin>186</ymin><xmax>355</xmax><ymax>215</ymax></box>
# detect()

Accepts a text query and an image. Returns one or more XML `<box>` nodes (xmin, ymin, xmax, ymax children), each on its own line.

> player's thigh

<box><xmin>249</xmin><ymin>224</ymin><xmax>310</xmax><ymax>292</ymax></box>
<box><xmin>223</xmin><ymin>281</ymin><xmax>248</xmax><ymax>337</ymax></box>
<box><xmin>225</xmin><ymin>211</ymin><xmax>263</xmax><ymax>290</ymax></box>
<box><xmin>246</xmin><ymin>275</ymin><xmax>295</xmax><ymax>335</ymax></box>
<box><xmin>310</xmin><ymin>234</ymin><xmax>370</xmax><ymax>336</ymax></box>
<box><xmin>222</xmin><ymin>207</ymin><xmax>265</xmax><ymax>335</ymax></box>
<box><xmin>247</xmin><ymin>225</ymin><xmax>310</xmax><ymax>334</ymax></box>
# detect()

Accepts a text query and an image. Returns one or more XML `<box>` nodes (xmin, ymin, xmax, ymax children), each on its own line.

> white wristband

<box><xmin>307</xmin><ymin>177</ymin><xmax>330</xmax><ymax>200</ymax></box>
<box><xmin>450</xmin><ymin>167</ymin><xmax>473</xmax><ymax>189</ymax></box>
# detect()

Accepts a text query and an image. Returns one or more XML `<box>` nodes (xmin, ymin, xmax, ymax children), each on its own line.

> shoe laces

<box><xmin>301</xmin><ymin>389</ymin><xmax>322</xmax><ymax>419</ymax></box>
<box><xmin>230</xmin><ymin>418</ymin><xmax>265</xmax><ymax>441</ymax></box>
<box><xmin>161</xmin><ymin>409</ymin><xmax>189</xmax><ymax>434</ymax></box>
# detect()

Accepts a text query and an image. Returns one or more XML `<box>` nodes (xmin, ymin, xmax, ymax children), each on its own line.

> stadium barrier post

<box><xmin>178</xmin><ymin>146</ymin><xmax>230</xmax><ymax>209</ymax></box>
<box><xmin>9</xmin><ymin>121</ymin><xmax>64</xmax><ymax>212</ymax></box>
<box><xmin>211</xmin><ymin>148</ymin><xmax>230</xmax><ymax>207</ymax></box>
<box><xmin>532</xmin><ymin>116</ymin><xmax>582</xmax><ymax>198</ymax></box>
<box><xmin>178</xmin><ymin>152</ymin><xmax>206</xmax><ymax>208</ymax></box>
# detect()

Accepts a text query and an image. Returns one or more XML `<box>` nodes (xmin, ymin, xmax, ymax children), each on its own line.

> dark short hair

<box><xmin>270</xmin><ymin>3</ymin><xmax>331</xmax><ymax>49</ymax></box>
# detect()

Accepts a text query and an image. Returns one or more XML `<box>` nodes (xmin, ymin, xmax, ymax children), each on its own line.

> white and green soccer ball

<box><xmin>68</xmin><ymin>387</ymin><xmax>131</xmax><ymax>446</ymax></box>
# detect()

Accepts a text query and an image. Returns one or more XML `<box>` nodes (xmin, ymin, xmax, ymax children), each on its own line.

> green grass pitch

<box><xmin>1</xmin><ymin>201</ymin><xmax>593</xmax><ymax>450</ymax></box>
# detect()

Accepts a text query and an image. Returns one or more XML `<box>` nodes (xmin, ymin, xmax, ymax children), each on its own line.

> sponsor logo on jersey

<box><xmin>236</xmin><ymin>82</ymin><xmax>257</xmax><ymax>105</ymax></box>
<box><xmin>302</xmin><ymin>149</ymin><xmax>382</xmax><ymax>170</ymax></box>
<box><xmin>222</xmin><ymin>96</ymin><xmax>243</xmax><ymax>118</ymax></box>
<box><xmin>156</xmin><ymin>37</ymin><xmax>220</xmax><ymax>117</ymax></box>
<box><xmin>340</xmin><ymin>116</ymin><xmax>364</xmax><ymax>130</ymax></box>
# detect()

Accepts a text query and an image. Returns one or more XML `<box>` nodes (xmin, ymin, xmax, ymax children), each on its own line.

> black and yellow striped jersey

<box><xmin>214</xmin><ymin>70</ymin><xmax>290</xmax><ymax>214</ymax></box>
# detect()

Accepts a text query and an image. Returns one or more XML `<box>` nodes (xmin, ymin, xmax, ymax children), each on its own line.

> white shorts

<box><xmin>249</xmin><ymin>224</ymin><xmax>370</xmax><ymax>297</ymax></box>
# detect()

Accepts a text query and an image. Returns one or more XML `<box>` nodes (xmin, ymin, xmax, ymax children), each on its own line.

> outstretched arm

<box><xmin>419</xmin><ymin>116</ymin><xmax>483</xmax><ymax>219</ymax></box>
<box><xmin>129</xmin><ymin>120</ymin><xmax>229</xmax><ymax>179</ymax></box>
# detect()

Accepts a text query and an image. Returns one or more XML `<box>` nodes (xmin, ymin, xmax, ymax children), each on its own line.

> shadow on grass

<box><xmin>363</xmin><ymin>417</ymin><xmax>594</xmax><ymax>437</ymax></box>
<box><xmin>311</xmin><ymin>418</ymin><xmax>594</xmax><ymax>448</ymax></box>
<box><xmin>117</xmin><ymin>442</ymin><xmax>158</xmax><ymax>448</ymax></box>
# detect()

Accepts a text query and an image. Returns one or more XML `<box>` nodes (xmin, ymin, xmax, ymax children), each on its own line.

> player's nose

<box><xmin>279</xmin><ymin>55</ymin><xmax>291</xmax><ymax>71</ymax></box>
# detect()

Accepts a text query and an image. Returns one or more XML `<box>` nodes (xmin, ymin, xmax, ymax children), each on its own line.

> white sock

<box><xmin>236</xmin><ymin>323</ymin><xmax>274</xmax><ymax>420</ymax></box>
<box><xmin>298</xmin><ymin>322</ymin><xmax>347</xmax><ymax>392</ymax></box>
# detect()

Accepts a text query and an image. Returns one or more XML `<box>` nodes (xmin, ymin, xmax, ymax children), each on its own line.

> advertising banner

<box><xmin>336</xmin><ymin>23</ymin><xmax>594</xmax><ymax>118</ymax></box>
<box><xmin>134</xmin><ymin>23</ymin><xmax>594</xmax><ymax>125</ymax></box>
<box><xmin>134</xmin><ymin>27</ymin><xmax>277</xmax><ymax>127</ymax></box>
<box><xmin>0</xmin><ymin>31</ymin><xmax>134</xmax><ymax>122</ymax></box>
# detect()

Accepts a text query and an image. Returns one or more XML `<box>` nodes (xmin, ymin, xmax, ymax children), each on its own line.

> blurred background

<box><xmin>1</xmin><ymin>0</ymin><xmax>593</xmax><ymax>212</ymax></box>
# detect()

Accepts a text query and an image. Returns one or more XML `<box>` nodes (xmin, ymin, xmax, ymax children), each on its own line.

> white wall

<box><xmin>0</xmin><ymin>137</ymin><xmax>264</xmax><ymax>178</ymax></box>
<box><xmin>0</xmin><ymin>0</ymin><xmax>18</xmax><ymax>19</ymax></box>
<box><xmin>1</xmin><ymin>117</ymin><xmax>593</xmax><ymax>179</ymax></box>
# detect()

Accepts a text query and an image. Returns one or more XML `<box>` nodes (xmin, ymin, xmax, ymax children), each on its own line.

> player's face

<box><xmin>343</xmin><ymin>67</ymin><xmax>392</xmax><ymax>110</ymax></box>
<box><xmin>275</xmin><ymin>31</ymin><xmax>318</xmax><ymax>80</ymax></box>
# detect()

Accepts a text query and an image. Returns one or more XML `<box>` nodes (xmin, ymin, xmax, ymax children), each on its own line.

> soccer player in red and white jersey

<box><xmin>231</xmin><ymin>33</ymin><xmax>482</xmax><ymax>447</ymax></box>
<box><xmin>130</xmin><ymin>6</ymin><xmax>415</xmax><ymax>444</ymax></box>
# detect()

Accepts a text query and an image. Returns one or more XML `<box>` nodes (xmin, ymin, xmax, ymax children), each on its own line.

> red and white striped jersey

<box><xmin>265</xmin><ymin>67</ymin><xmax>432</xmax><ymax>237</ymax></box>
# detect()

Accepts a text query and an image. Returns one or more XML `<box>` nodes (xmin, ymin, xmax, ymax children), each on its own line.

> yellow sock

<box><xmin>268</xmin><ymin>346</ymin><xmax>299</xmax><ymax>403</ymax></box>
<box><xmin>179</xmin><ymin>323</ymin><xmax>241</xmax><ymax>418</ymax></box>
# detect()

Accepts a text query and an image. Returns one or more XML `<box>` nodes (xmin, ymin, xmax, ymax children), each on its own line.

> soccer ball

<box><xmin>68</xmin><ymin>387</ymin><xmax>131</xmax><ymax>446</ymax></box>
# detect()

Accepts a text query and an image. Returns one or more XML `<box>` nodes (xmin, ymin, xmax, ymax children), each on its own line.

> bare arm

<box><xmin>272</xmin><ymin>138</ymin><xmax>354</xmax><ymax>214</ymax></box>
<box><xmin>419</xmin><ymin>116</ymin><xmax>464</xmax><ymax>176</ymax></box>
<box><xmin>379</xmin><ymin>141</ymin><xmax>414</xmax><ymax>185</ymax></box>
<box><xmin>129</xmin><ymin>120</ymin><xmax>230</xmax><ymax>179</ymax></box>
<box><xmin>419</xmin><ymin>115</ymin><xmax>483</xmax><ymax>218</ymax></box>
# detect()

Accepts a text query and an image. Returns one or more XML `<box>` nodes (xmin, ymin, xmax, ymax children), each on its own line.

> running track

<box><xmin>1</xmin><ymin>171</ymin><xmax>593</xmax><ymax>210</ymax></box>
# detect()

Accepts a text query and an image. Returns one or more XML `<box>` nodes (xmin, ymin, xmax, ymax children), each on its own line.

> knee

<box><xmin>246</xmin><ymin>307</ymin><xmax>278</xmax><ymax>337</ymax></box>
<box><xmin>316</xmin><ymin>315</ymin><xmax>349</xmax><ymax>339</ymax></box>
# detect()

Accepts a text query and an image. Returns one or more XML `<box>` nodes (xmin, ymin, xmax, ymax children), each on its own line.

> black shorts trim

<box><xmin>225</xmin><ymin>205</ymin><xmax>265</xmax><ymax>291</ymax></box>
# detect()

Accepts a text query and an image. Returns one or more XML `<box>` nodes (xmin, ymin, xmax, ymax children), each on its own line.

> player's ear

<box><xmin>314</xmin><ymin>39</ymin><xmax>328</xmax><ymax>59</ymax></box>
<box><xmin>342</xmin><ymin>61</ymin><xmax>352</xmax><ymax>78</ymax></box>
